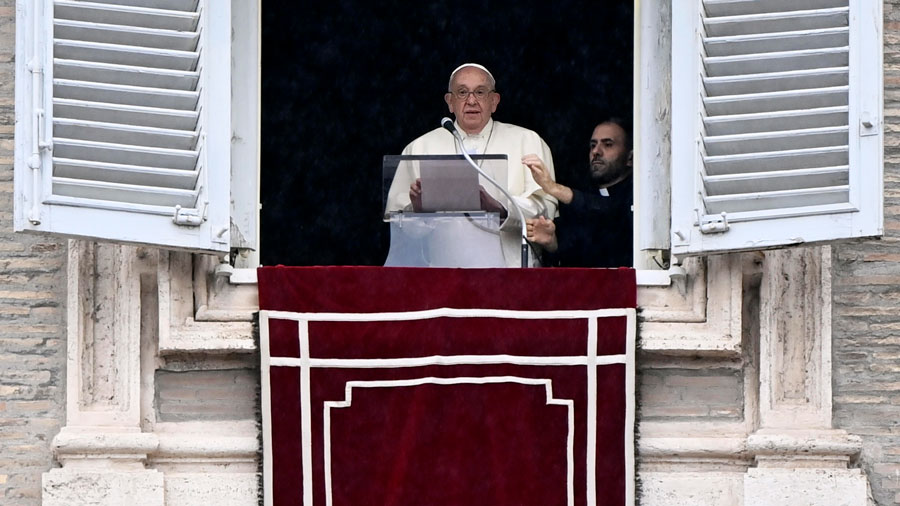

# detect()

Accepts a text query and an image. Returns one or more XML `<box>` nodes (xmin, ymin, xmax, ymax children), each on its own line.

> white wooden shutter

<box><xmin>14</xmin><ymin>0</ymin><xmax>232</xmax><ymax>252</ymax></box>
<box><xmin>670</xmin><ymin>0</ymin><xmax>882</xmax><ymax>255</ymax></box>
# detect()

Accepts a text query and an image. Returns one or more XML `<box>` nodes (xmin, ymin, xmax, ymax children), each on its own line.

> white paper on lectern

<box><xmin>419</xmin><ymin>160</ymin><xmax>481</xmax><ymax>212</ymax></box>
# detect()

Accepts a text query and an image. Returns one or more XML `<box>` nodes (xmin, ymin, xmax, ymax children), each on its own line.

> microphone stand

<box><xmin>442</xmin><ymin>118</ymin><xmax>529</xmax><ymax>268</ymax></box>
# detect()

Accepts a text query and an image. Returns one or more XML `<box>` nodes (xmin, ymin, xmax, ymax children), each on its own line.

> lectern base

<box><xmin>384</xmin><ymin>212</ymin><xmax>506</xmax><ymax>268</ymax></box>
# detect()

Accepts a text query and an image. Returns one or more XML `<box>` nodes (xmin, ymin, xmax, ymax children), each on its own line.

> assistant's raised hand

<box><xmin>522</xmin><ymin>153</ymin><xmax>573</xmax><ymax>205</ymax></box>
<box><xmin>522</xmin><ymin>153</ymin><xmax>553</xmax><ymax>192</ymax></box>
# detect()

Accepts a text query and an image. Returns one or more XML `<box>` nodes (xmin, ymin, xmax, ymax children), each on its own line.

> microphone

<box><xmin>441</xmin><ymin>116</ymin><xmax>455</xmax><ymax>133</ymax></box>
<box><xmin>440</xmin><ymin>118</ymin><xmax>530</xmax><ymax>268</ymax></box>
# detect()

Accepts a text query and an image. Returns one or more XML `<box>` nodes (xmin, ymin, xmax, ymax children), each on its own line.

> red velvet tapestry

<box><xmin>258</xmin><ymin>266</ymin><xmax>636</xmax><ymax>506</ymax></box>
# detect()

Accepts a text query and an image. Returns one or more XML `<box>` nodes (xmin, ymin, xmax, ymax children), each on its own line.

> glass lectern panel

<box><xmin>383</xmin><ymin>212</ymin><xmax>505</xmax><ymax>268</ymax></box>
<box><xmin>382</xmin><ymin>154</ymin><xmax>510</xmax><ymax>268</ymax></box>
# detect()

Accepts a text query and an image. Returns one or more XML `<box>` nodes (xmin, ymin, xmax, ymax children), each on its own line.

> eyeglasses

<box><xmin>449</xmin><ymin>88</ymin><xmax>494</xmax><ymax>101</ymax></box>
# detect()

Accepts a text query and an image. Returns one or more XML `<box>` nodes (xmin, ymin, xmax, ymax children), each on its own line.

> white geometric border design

<box><xmin>260</xmin><ymin>307</ymin><xmax>637</xmax><ymax>506</ymax></box>
<box><xmin>323</xmin><ymin>377</ymin><xmax>575</xmax><ymax>506</ymax></box>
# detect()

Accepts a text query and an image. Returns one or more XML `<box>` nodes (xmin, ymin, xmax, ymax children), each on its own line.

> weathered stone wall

<box><xmin>155</xmin><ymin>366</ymin><xmax>258</xmax><ymax>422</ymax></box>
<box><xmin>639</xmin><ymin>364</ymin><xmax>744</xmax><ymax>422</ymax></box>
<box><xmin>0</xmin><ymin>1</ymin><xmax>68</xmax><ymax>504</ymax></box>
<box><xmin>831</xmin><ymin>2</ymin><xmax>900</xmax><ymax>505</ymax></box>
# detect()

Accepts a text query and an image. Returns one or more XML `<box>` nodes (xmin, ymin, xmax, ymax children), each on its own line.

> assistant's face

<box><xmin>589</xmin><ymin>122</ymin><xmax>632</xmax><ymax>187</ymax></box>
<box><xmin>444</xmin><ymin>67</ymin><xmax>500</xmax><ymax>135</ymax></box>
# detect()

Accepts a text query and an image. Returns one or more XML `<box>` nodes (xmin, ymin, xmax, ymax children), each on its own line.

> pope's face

<box><xmin>444</xmin><ymin>67</ymin><xmax>500</xmax><ymax>135</ymax></box>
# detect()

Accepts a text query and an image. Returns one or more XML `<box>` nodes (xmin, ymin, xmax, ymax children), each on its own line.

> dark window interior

<box><xmin>261</xmin><ymin>1</ymin><xmax>633</xmax><ymax>266</ymax></box>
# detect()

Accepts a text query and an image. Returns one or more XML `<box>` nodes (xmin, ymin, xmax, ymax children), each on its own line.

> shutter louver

<box><xmin>670</xmin><ymin>0</ymin><xmax>882</xmax><ymax>255</ymax></box>
<box><xmin>51</xmin><ymin>0</ymin><xmax>203</xmax><ymax>211</ymax></box>
<box><xmin>700</xmin><ymin>1</ymin><xmax>850</xmax><ymax>217</ymax></box>
<box><xmin>14</xmin><ymin>0</ymin><xmax>232</xmax><ymax>252</ymax></box>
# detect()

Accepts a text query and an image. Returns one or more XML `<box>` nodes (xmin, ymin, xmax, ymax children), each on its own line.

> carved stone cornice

<box><xmin>53</xmin><ymin>427</ymin><xmax>159</xmax><ymax>469</ymax></box>
<box><xmin>747</xmin><ymin>429</ymin><xmax>861</xmax><ymax>468</ymax></box>
<box><xmin>157</xmin><ymin>251</ymin><xmax>255</xmax><ymax>353</ymax></box>
<box><xmin>640</xmin><ymin>254</ymin><xmax>743</xmax><ymax>356</ymax></box>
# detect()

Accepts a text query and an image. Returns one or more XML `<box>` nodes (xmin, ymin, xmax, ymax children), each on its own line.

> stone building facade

<box><xmin>831</xmin><ymin>3</ymin><xmax>900</xmax><ymax>504</ymax></box>
<box><xmin>0</xmin><ymin>0</ymin><xmax>899</xmax><ymax>505</ymax></box>
<box><xmin>0</xmin><ymin>2</ymin><xmax>67</xmax><ymax>503</ymax></box>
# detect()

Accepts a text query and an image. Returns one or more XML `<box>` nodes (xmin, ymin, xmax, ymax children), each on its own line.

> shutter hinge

<box><xmin>172</xmin><ymin>203</ymin><xmax>207</xmax><ymax>227</ymax></box>
<box><xmin>697</xmin><ymin>210</ymin><xmax>730</xmax><ymax>234</ymax></box>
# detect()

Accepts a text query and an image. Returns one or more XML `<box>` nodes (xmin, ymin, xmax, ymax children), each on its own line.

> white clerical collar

<box><xmin>454</xmin><ymin>118</ymin><xmax>494</xmax><ymax>139</ymax></box>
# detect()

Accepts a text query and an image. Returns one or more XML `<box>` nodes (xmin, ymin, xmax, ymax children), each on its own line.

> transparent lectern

<box><xmin>382</xmin><ymin>154</ymin><xmax>510</xmax><ymax>268</ymax></box>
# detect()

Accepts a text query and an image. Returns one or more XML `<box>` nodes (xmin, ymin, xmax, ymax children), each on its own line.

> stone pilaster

<box><xmin>744</xmin><ymin>246</ymin><xmax>867</xmax><ymax>506</ymax></box>
<box><xmin>42</xmin><ymin>241</ymin><xmax>163</xmax><ymax>506</ymax></box>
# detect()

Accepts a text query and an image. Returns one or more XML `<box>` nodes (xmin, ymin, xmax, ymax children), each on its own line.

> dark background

<box><xmin>261</xmin><ymin>1</ymin><xmax>633</xmax><ymax>266</ymax></box>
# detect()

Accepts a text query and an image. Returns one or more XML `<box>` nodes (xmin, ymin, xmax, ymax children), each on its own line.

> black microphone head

<box><xmin>441</xmin><ymin>117</ymin><xmax>456</xmax><ymax>133</ymax></box>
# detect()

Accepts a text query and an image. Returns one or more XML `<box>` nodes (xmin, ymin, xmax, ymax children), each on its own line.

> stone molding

<box><xmin>638</xmin><ymin>436</ymin><xmax>752</xmax><ymax>472</ymax></box>
<box><xmin>157</xmin><ymin>251</ymin><xmax>255</xmax><ymax>353</ymax></box>
<box><xmin>747</xmin><ymin>429</ymin><xmax>862</xmax><ymax>468</ymax></box>
<box><xmin>640</xmin><ymin>254</ymin><xmax>744</xmax><ymax>355</ymax></box>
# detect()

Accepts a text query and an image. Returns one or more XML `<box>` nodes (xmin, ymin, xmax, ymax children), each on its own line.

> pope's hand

<box><xmin>409</xmin><ymin>178</ymin><xmax>423</xmax><ymax>212</ymax></box>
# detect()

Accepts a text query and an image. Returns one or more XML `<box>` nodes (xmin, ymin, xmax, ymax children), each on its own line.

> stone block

<box><xmin>42</xmin><ymin>470</ymin><xmax>164</xmax><ymax>506</ymax></box>
<box><xmin>164</xmin><ymin>473</ymin><xmax>259</xmax><ymax>506</ymax></box>
<box><xmin>743</xmin><ymin>468</ymin><xmax>868</xmax><ymax>506</ymax></box>
<box><xmin>639</xmin><ymin>471</ymin><xmax>744</xmax><ymax>506</ymax></box>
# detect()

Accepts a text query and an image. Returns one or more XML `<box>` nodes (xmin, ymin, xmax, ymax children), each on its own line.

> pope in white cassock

<box><xmin>385</xmin><ymin>63</ymin><xmax>558</xmax><ymax>267</ymax></box>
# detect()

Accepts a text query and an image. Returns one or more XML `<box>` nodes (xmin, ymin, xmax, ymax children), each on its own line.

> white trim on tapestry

<box><xmin>260</xmin><ymin>311</ymin><xmax>274</xmax><ymax>506</ymax></box>
<box><xmin>321</xmin><ymin>376</ymin><xmax>576</xmax><ymax>506</ymax></box>
<box><xmin>586</xmin><ymin>316</ymin><xmax>598</xmax><ymax>504</ymax></box>
<box><xmin>299</xmin><ymin>320</ymin><xmax>313</xmax><ymax>506</ymax></box>
<box><xmin>264</xmin><ymin>307</ymin><xmax>631</xmax><ymax>322</ymax></box>
<box><xmin>625</xmin><ymin>310</ymin><xmax>636</xmax><ymax>505</ymax></box>
<box><xmin>269</xmin><ymin>354</ymin><xmax>627</xmax><ymax>368</ymax></box>
<box><xmin>260</xmin><ymin>307</ymin><xmax>637</xmax><ymax>506</ymax></box>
